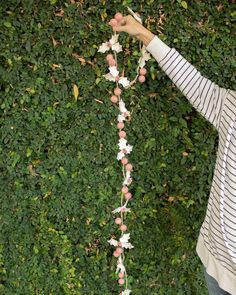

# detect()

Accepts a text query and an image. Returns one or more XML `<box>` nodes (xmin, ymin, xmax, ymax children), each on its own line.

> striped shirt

<box><xmin>147</xmin><ymin>36</ymin><xmax>236</xmax><ymax>294</ymax></box>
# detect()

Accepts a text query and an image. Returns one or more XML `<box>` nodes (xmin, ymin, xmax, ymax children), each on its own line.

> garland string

<box><xmin>98</xmin><ymin>8</ymin><xmax>151</xmax><ymax>295</ymax></box>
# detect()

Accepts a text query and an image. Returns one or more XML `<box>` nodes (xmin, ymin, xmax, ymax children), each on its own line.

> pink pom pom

<box><xmin>108</xmin><ymin>59</ymin><xmax>116</xmax><ymax>66</ymax></box>
<box><xmin>119</xmin><ymin>130</ymin><xmax>126</xmax><ymax>138</ymax></box>
<box><xmin>119</xmin><ymin>272</ymin><xmax>125</xmax><ymax>278</ymax></box>
<box><xmin>118</xmin><ymin>278</ymin><xmax>125</xmax><ymax>285</ymax></box>
<box><xmin>110</xmin><ymin>95</ymin><xmax>118</xmax><ymax>103</ymax></box>
<box><xmin>138</xmin><ymin>75</ymin><xmax>146</xmax><ymax>83</ymax></box>
<box><xmin>116</xmin><ymin>247</ymin><xmax>123</xmax><ymax>254</ymax></box>
<box><xmin>109</xmin><ymin>18</ymin><xmax>118</xmax><ymax>27</ymax></box>
<box><xmin>114</xmin><ymin>87</ymin><xmax>122</xmax><ymax>96</ymax></box>
<box><xmin>120</xmin><ymin>224</ymin><xmax>127</xmax><ymax>231</ymax></box>
<box><xmin>125</xmin><ymin>192</ymin><xmax>132</xmax><ymax>200</ymax></box>
<box><xmin>121</xmin><ymin>157</ymin><xmax>128</xmax><ymax>165</ymax></box>
<box><xmin>106</xmin><ymin>54</ymin><xmax>113</xmax><ymax>62</ymax></box>
<box><xmin>121</xmin><ymin>186</ymin><xmax>128</xmax><ymax>194</ymax></box>
<box><xmin>117</xmin><ymin>122</ymin><xmax>124</xmax><ymax>129</ymax></box>
<box><xmin>115</xmin><ymin>217</ymin><xmax>122</xmax><ymax>224</ymax></box>
<box><xmin>139</xmin><ymin>68</ymin><xmax>147</xmax><ymax>75</ymax></box>
<box><xmin>125</xmin><ymin>163</ymin><xmax>133</xmax><ymax>171</ymax></box>
<box><xmin>113</xmin><ymin>251</ymin><xmax>120</xmax><ymax>257</ymax></box>
<box><xmin>114</xmin><ymin>12</ymin><xmax>123</xmax><ymax>22</ymax></box>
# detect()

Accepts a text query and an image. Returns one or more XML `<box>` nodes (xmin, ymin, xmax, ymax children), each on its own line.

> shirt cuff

<box><xmin>146</xmin><ymin>35</ymin><xmax>171</xmax><ymax>63</ymax></box>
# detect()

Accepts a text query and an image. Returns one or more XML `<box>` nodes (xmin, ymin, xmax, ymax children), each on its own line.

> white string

<box><xmin>127</xmin><ymin>6</ymin><xmax>142</xmax><ymax>24</ymax></box>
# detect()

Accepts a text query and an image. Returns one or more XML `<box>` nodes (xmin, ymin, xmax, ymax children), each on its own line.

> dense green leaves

<box><xmin>0</xmin><ymin>0</ymin><xmax>235</xmax><ymax>294</ymax></box>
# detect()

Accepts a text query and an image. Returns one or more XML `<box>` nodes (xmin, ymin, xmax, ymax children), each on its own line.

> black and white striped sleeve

<box><xmin>146</xmin><ymin>36</ymin><xmax>227</xmax><ymax>129</ymax></box>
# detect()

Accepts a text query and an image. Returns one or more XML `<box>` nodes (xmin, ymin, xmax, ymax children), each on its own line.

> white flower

<box><xmin>103</xmin><ymin>73</ymin><xmax>115</xmax><ymax>82</ymax></box>
<box><xmin>110</xmin><ymin>35</ymin><xmax>122</xmax><ymax>53</ymax></box>
<box><xmin>108</xmin><ymin>233</ymin><xmax>134</xmax><ymax>250</ymax></box>
<box><xmin>119</xmin><ymin>99</ymin><xmax>128</xmax><ymax>113</ymax></box>
<box><xmin>120</xmin><ymin>233</ymin><xmax>134</xmax><ymax>249</ymax></box>
<box><xmin>125</xmin><ymin>144</ymin><xmax>133</xmax><ymax>154</ymax></box>
<box><xmin>98</xmin><ymin>34</ymin><xmax>122</xmax><ymax>53</ymax></box>
<box><xmin>109</xmin><ymin>66</ymin><xmax>119</xmax><ymax>77</ymax></box>
<box><xmin>112</xmin><ymin>42</ymin><xmax>122</xmax><ymax>53</ymax></box>
<box><xmin>117</xmin><ymin>114</ymin><xmax>126</xmax><ymax>123</ymax></box>
<box><xmin>122</xmin><ymin>290</ymin><xmax>132</xmax><ymax>295</ymax></box>
<box><xmin>103</xmin><ymin>68</ymin><xmax>130</xmax><ymax>88</ymax></box>
<box><xmin>139</xmin><ymin>46</ymin><xmax>151</xmax><ymax>68</ymax></box>
<box><xmin>120</xmin><ymin>233</ymin><xmax>130</xmax><ymax>244</ymax></box>
<box><xmin>98</xmin><ymin>42</ymin><xmax>110</xmax><ymax>53</ymax></box>
<box><xmin>107</xmin><ymin>238</ymin><xmax>118</xmax><ymax>247</ymax></box>
<box><xmin>116</xmin><ymin>256</ymin><xmax>126</xmax><ymax>273</ymax></box>
<box><xmin>117</xmin><ymin>151</ymin><xmax>125</xmax><ymax>161</ymax></box>
<box><xmin>119</xmin><ymin>100</ymin><xmax>130</xmax><ymax>117</ymax></box>
<box><xmin>112</xmin><ymin>204</ymin><xmax>131</xmax><ymax>214</ymax></box>
<box><xmin>117</xmin><ymin>139</ymin><xmax>133</xmax><ymax>159</ymax></box>
<box><xmin>119</xmin><ymin>77</ymin><xmax>130</xmax><ymax>87</ymax></box>
<box><xmin>123</xmin><ymin>171</ymin><xmax>132</xmax><ymax>186</ymax></box>
<box><xmin>118</xmin><ymin>138</ymin><xmax>127</xmax><ymax>150</ymax></box>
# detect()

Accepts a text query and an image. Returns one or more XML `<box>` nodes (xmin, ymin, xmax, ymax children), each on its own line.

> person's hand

<box><xmin>112</xmin><ymin>15</ymin><xmax>144</xmax><ymax>36</ymax></box>
<box><xmin>113</xmin><ymin>15</ymin><xmax>155</xmax><ymax>46</ymax></box>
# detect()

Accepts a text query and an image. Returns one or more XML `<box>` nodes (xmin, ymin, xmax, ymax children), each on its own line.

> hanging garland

<box><xmin>98</xmin><ymin>8</ymin><xmax>151</xmax><ymax>295</ymax></box>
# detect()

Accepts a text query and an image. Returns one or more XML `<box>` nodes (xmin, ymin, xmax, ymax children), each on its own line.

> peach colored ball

<box><xmin>117</xmin><ymin>122</ymin><xmax>124</xmax><ymax>129</ymax></box>
<box><xmin>110</xmin><ymin>95</ymin><xmax>118</xmax><ymax>103</ymax></box>
<box><xmin>108</xmin><ymin>59</ymin><xmax>116</xmax><ymax>66</ymax></box>
<box><xmin>109</xmin><ymin>18</ymin><xmax>118</xmax><ymax>27</ymax></box>
<box><xmin>119</xmin><ymin>272</ymin><xmax>125</xmax><ymax>278</ymax></box>
<box><xmin>106</xmin><ymin>54</ymin><xmax>113</xmax><ymax>61</ymax></box>
<box><xmin>118</xmin><ymin>278</ymin><xmax>125</xmax><ymax>285</ymax></box>
<box><xmin>126</xmin><ymin>163</ymin><xmax>133</xmax><ymax>171</ymax></box>
<box><xmin>114</xmin><ymin>87</ymin><xmax>122</xmax><ymax>96</ymax></box>
<box><xmin>125</xmin><ymin>192</ymin><xmax>132</xmax><ymax>200</ymax></box>
<box><xmin>138</xmin><ymin>75</ymin><xmax>146</xmax><ymax>83</ymax></box>
<box><xmin>120</xmin><ymin>224</ymin><xmax>127</xmax><ymax>231</ymax></box>
<box><xmin>115</xmin><ymin>217</ymin><xmax>122</xmax><ymax>224</ymax></box>
<box><xmin>116</xmin><ymin>247</ymin><xmax>123</xmax><ymax>254</ymax></box>
<box><xmin>119</xmin><ymin>130</ymin><xmax>126</xmax><ymax>138</ymax></box>
<box><xmin>121</xmin><ymin>186</ymin><xmax>128</xmax><ymax>194</ymax></box>
<box><xmin>115</xmin><ymin>12</ymin><xmax>123</xmax><ymax>22</ymax></box>
<box><xmin>113</xmin><ymin>251</ymin><xmax>120</xmax><ymax>257</ymax></box>
<box><xmin>139</xmin><ymin>68</ymin><xmax>147</xmax><ymax>75</ymax></box>
<box><xmin>121</xmin><ymin>157</ymin><xmax>128</xmax><ymax>165</ymax></box>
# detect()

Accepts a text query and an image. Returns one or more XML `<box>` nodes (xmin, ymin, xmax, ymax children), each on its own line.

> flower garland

<box><xmin>98</xmin><ymin>8</ymin><xmax>151</xmax><ymax>295</ymax></box>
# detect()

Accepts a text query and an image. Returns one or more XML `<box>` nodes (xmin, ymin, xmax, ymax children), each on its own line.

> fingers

<box><xmin>118</xmin><ymin>18</ymin><xmax>127</xmax><ymax>26</ymax></box>
<box><xmin>112</xmin><ymin>17</ymin><xmax>126</xmax><ymax>33</ymax></box>
<box><xmin>112</xmin><ymin>16</ymin><xmax>131</xmax><ymax>33</ymax></box>
<box><xmin>113</xmin><ymin>25</ymin><xmax>125</xmax><ymax>33</ymax></box>
<box><xmin>111</xmin><ymin>15</ymin><xmax>141</xmax><ymax>35</ymax></box>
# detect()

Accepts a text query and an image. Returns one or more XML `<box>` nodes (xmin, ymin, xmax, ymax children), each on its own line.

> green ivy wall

<box><xmin>0</xmin><ymin>0</ymin><xmax>235</xmax><ymax>294</ymax></box>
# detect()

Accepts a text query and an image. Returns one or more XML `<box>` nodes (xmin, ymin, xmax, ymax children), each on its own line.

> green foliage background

<box><xmin>0</xmin><ymin>0</ymin><xmax>235</xmax><ymax>294</ymax></box>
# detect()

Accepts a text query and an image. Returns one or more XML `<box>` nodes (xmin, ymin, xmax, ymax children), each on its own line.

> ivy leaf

<box><xmin>181</xmin><ymin>1</ymin><xmax>188</xmax><ymax>9</ymax></box>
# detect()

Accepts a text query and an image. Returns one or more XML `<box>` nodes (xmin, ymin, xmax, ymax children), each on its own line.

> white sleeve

<box><xmin>146</xmin><ymin>36</ymin><xmax>227</xmax><ymax>130</ymax></box>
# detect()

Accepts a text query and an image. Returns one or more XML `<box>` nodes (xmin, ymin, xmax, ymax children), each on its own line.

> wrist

<box><xmin>137</xmin><ymin>28</ymin><xmax>154</xmax><ymax>46</ymax></box>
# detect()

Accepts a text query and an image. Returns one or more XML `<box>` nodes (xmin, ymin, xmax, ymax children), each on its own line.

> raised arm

<box><xmin>114</xmin><ymin>15</ymin><xmax>228</xmax><ymax>130</ymax></box>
